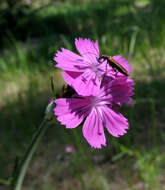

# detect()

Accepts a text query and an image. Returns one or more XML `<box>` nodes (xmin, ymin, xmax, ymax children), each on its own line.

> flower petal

<box><xmin>75</xmin><ymin>38</ymin><xmax>99</xmax><ymax>63</ymax></box>
<box><xmin>54</xmin><ymin>98</ymin><xmax>88</xmax><ymax>128</ymax></box>
<box><xmin>102</xmin><ymin>106</ymin><xmax>129</xmax><ymax>137</ymax></box>
<box><xmin>54</xmin><ymin>48</ymin><xmax>88</xmax><ymax>72</ymax></box>
<box><xmin>72</xmin><ymin>70</ymin><xmax>100</xmax><ymax>96</ymax></box>
<box><xmin>110</xmin><ymin>77</ymin><xmax>134</xmax><ymax>103</ymax></box>
<box><xmin>82</xmin><ymin>109</ymin><xmax>106</xmax><ymax>149</ymax></box>
<box><xmin>62</xmin><ymin>71</ymin><xmax>82</xmax><ymax>86</ymax></box>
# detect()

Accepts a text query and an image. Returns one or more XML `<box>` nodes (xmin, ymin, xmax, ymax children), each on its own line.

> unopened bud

<box><xmin>45</xmin><ymin>100</ymin><xmax>55</xmax><ymax>121</ymax></box>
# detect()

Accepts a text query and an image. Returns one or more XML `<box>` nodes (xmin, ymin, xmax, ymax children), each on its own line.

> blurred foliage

<box><xmin>0</xmin><ymin>0</ymin><xmax>165</xmax><ymax>48</ymax></box>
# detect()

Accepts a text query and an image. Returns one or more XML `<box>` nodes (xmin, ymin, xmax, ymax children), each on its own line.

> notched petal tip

<box><xmin>91</xmin><ymin>142</ymin><xmax>107</xmax><ymax>149</ymax></box>
<box><xmin>82</xmin><ymin>110</ymin><xmax>106</xmax><ymax>149</ymax></box>
<box><xmin>102</xmin><ymin>107</ymin><xmax>129</xmax><ymax>138</ymax></box>
<box><xmin>75</xmin><ymin>37</ymin><xmax>99</xmax><ymax>59</ymax></box>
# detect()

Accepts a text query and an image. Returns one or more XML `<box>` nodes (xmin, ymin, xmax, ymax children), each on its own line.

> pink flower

<box><xmin>54</xmin><ymin>77</ymin><xmax>134</xmax><ymax>149</ymax></box>
<box><xmin>54</xmin><ymin>38</ymin><xmax>131</xmax><ymax>96</ymax></box>
<box><xmin>65</xmin><ymin>145</ymin><xmax>76</xmax><ymax>154</ymax></box>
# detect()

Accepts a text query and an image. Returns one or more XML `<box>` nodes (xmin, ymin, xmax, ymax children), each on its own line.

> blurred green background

<box><xmin>0</xmin><ymin>0</ymin><xmax>165</xmax><ymax>189</ymax></box>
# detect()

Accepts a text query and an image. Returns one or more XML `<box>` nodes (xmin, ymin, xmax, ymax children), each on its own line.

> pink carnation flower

<box><xmin>65</xmin><ymin>145</ymin><xmax>76</xmax><ymax>154</ymax></box>
<box><xmin>54</xmin><ymin>76</ymin><xmax>134</xmax><ymax>149</ymax></box>
<box><xmin>54</xmin><ymin>38</ymin><xmax>131</xmax><ymax>96</ymax></box>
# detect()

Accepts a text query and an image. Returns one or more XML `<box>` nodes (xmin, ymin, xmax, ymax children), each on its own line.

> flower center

<box><xmin>90</xmin><ymin>64</ymin><xmax>104</xmax><ymax>78</ymax></box>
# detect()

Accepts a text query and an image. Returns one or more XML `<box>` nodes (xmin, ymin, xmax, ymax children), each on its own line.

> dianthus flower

<box><xmin>54</xmin><ymin>76</ymin><xmax>134</xmax><ymax>149</ymax></box>
<box><xmin>54</xmin><ymin>38</ymin><xmax>131</xmax><ymax>96</ymax></box>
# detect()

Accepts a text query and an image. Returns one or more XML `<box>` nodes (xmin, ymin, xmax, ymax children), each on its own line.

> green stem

<box><xmin>0</xmin><ymin>178</ymin><xmax>10</xmax><ymax>186</ymax></box>
<box><xmin>13</xmin><ymin>118</ymin><xmax>48</xmax><ymax>190</ymax></box>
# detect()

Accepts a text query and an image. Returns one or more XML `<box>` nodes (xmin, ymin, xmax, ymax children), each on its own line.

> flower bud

<box><xmin>45</xmin><ymin>100</ymin><xmax>55</xmax><ymax>121</ymax></box>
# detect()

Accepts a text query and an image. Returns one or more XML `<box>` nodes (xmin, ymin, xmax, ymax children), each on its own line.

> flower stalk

<box><xmin>11</xmin><ymin>101</ymin><xmax>55</xmax><ymax>190</ymax></box>
<box><xmin>12</xmin><ymin>118</ymin><xmax>47</xmax><ymax>190</ymax></box>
